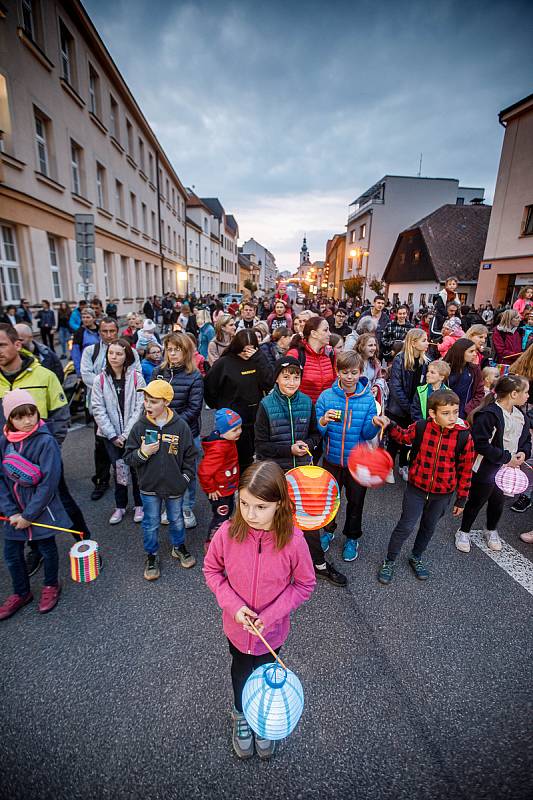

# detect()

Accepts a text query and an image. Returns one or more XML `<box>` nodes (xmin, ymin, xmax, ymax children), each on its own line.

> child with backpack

<box><xmin>378</xmin><ymin>389</ymin><xmax>474</xmax><ymax>585</ymax></box>
<box><xmin>0</xmin><ymin>389</ymin><xmax>72</xmax><ymax>618</ymax></box>
<box><xmin>198</xmin><ymin>408</ymin><xmax>242</xmax><ymax>553</ymax></box>
<box><xmin>455</xmin><ymin>374</ymin><xmax>531</xmax><ymax>554</ymax></box>
<box><xmin>203</xmin><ymin>460</ymin><xmax>315</xmax><ymax>760</ymax></box>
<box><xmin>411</xmin><ymin>360</ymin><xmax>450</xmax><ymax>420</ymax></box>
<box><xmin>315</xmin><ymin>351</ymin><xmax>387</xmax><ymax>563</ymax></box>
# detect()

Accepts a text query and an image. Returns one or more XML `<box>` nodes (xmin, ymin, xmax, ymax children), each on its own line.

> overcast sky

<box><xmin>84</xmin><ymin>0</ymin><xmax>533</xmax><ymax>272</ymax></box>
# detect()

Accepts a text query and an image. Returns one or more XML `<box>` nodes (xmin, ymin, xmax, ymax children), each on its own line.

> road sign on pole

<box><xmin>75</xmin><ymin>214</ymin><xmax>95</xmax><ymax>300</ymax></box>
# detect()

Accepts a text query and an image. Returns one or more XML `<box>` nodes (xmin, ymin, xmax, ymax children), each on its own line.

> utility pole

<box><xmin>417</xmin><ymin>153</ymin><xmax>423</xmax><ymax>177</ymax></box>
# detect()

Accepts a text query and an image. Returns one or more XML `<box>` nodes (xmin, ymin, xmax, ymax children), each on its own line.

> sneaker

<box><xmin>0</xmin><ymin>592</ymin><xmax>33</xmax><ymax>620</ymax></box>
<box><xmin>90</xmin><ymin>481</ymin><xmax>109</xmax><ymax>501</ymax></box>
<box><xmin>378</xmin><ymin>559</ymin><xmax>395</xmax><ymax>585</ymax></box>
<box><xmin>231</xmin><ymin>708</ymin><xmax>254</xmax><ymax>759</ymax></box>
<box><xmin>38</xmin><ymin>584</ymin><xmax>61</xmax><ymax>614</ymax></box>
<box><xmin>385</xmin><ymin>470</ymin><xmax>395</xmax><ymax>484</ymax></box>
<box><xmin>160</xmin><ymin>509</ymin><xmax>169</xmax><ymax>525</ymax></box>
<box><xmin>183</xmin><ymin>508</ymin><xmax>197</xmax><ymax>529</ymax></box>
<box><xmin>399</xmin><ymin>466</ymin><xmax>409</xmax><ymax>482</ymax></box>
<box><xmin>511</xmin><ymin>494</ymin><xmax>532</xmax><ymax>513</ymax></box>
<box><xmin>171</xmin><ymin>544</ymin><xmax>196</xmax><ymax>568</ymax></box>
<box><xmin>109</xmin><ymin>508</ymin><xmax>126</xmax><ymax>525</ymax></box>
<box><xmin>519</xmin><ymin>530</ymin><xmax>533</xmax><ymax>544</ymax></box>
<box><xmin>408</xmin><ymin>556</ymin><xmax>429</xmax><ymax>580</ymax></box>
<box><xmin>342</xmin><ymin>539</ymin><xmax>359</xmax><ymax>562</ymax></box>
<box><xmin>314</xmin><ymin>562</ymin><xmax>348</xmax><ymax>587</ymax></box>
<box><xmin>25</xmin><ymin>549</ymin><xmax>43</xmax><ymax>577</ymax></box>
<box><xmin>485</xmin><ymin>529</ymin><xmax>502</xmax><ymax>552</ymax></box>
<box><xmin>455</xmin><ymin>530</ymin><xmax>471</xmax><ymax>553</ymax></box>
<box><xmin>320</xmin><ymin>531</ymin><xmax>334</xmax><ymax>552</ymax></box>
<box><xmin>144</xmin><ymin>554</ymin><xmax>160</xmax><ymax>580</ymax></box>
<box><xmin>255</xmin><ymin>733</ymin><xmax>276</xmax><ymax>760</ymax></box>
<box><xmin>133</xmin><ymin>506</ymin><xmax>144</xmax><ymax>523</ymax></box>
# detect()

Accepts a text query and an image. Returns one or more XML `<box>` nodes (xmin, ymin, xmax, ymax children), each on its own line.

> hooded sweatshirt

<box><xmin>198</xmin><ymin>432</ymin><xmax>239</xmax><ymax>496</ymax></box>
<box><xmin>315</xmin><ymin>377</ymin><xmax>379</xmax><ymax>466</ymax></box>
<box><xmin>203</xmin><ymin>350</ymin><xmax>273</xmax><ymax>425</ymax></box>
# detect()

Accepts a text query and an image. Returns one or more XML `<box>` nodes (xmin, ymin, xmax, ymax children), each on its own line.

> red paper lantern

<box><xmin>348</xmin><ymin>445</ymin><xmax>393</xmax><ymax>488</ymax></box>
<box><xmin>285</xmin><ymin>466</ymin><xmax>340</xmax><ymax>531</ymax></box>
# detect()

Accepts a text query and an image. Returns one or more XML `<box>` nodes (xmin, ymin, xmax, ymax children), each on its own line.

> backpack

<box><xmin>408</xmin><ymin>419</ymin><xmax>470</xmax><ymax>466</ymax></box>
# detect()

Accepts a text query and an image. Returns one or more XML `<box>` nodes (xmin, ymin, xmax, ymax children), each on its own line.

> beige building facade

<box><xmin>476</xmin><ymin>94</ymin><xmax>533</xmax><ymax>306</ymax></box>
<box><xmin>0</xmin><ymin>0</ymin><xmax>188</xmax><ymax>315</ymax></box>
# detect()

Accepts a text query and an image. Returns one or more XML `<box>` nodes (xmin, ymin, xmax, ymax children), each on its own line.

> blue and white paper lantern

<box><xmin>242</xmin><ymin>663</ymin><xmax>304</xmax><ymax>740</ymax></box>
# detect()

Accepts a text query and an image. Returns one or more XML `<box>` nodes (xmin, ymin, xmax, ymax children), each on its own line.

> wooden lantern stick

<box><xmin>247</xmin><ymin>617</ymin><xmax>288</xmax><ymax>671</ymax></box>
<box><xmin>0</xmin><ymin>515</ymin><xmax>85</xmax><ymax>538</ymax></box>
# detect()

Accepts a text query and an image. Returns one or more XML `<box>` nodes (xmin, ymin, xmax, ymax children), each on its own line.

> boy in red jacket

<box><xmin>198</xmin><ymin>408</ymin><xmax>242</xmax><ymax>551</ymax></box>
<box><xmin>377</xmin><ymin>389</ymin><xmax>474</xmax><ymax>585</ymax></box>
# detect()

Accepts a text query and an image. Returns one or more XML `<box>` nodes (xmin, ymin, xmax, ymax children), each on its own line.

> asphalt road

<box><xmin>1</xmin><ymin>420</ymin><xmax>532</xmax><ymax>800</ymax></box>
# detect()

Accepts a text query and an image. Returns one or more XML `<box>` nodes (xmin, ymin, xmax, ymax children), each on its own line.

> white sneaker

<box><xmin>399</xmin><ymin>466</ymin><xmax>409</xmax><ymax>482</ymax></box>
<box><xmin>109</xmin><ymin>508</ymin><xmax>126</xmax><ymax>525</ymax></box>
<box><xmin>160</xmin><ymin>509</ymin><xmax>169</xmax><ymax>525</ymax></box>
<box><xmin>183</xmin><ymin>508</ymin><xmax>197</xmax><ymax>529</ymax></box>
<box><xmin>385</xmin><ymin>470</ymin><xmax>395</xmax><ymax>484</ymax></box>
<box><xmin>455</xmin><ymin>530</ymin><xmax>471</xmax><ymax>553</ymax></box>
<box><xmin>485</xmin><ymin>529</ymin><xmax>502</xmax><ymax>551</ymax></box>
<box><xmin>133</xmin><ymin>506</ymin><xmax>144</xmax><ymax>523</ymax></box>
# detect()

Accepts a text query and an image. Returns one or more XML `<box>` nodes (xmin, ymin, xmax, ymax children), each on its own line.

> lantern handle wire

<box><xmin>0</xmin><ymin>515</ymin><xmax>84</xmax><ymax>537</ymax></box>
<box><xmin>247</xmin><ymin>617</ymin><xmax>288</xmax><ymax>671</ymax></box>
<box><xmin>303</xmin><ymin>445</ymin><xmax>314</xmax><ymax>465</ymax></box>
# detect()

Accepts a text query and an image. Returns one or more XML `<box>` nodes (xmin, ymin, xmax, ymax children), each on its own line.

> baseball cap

<box><xmin>273</xmin><ymin>355</ymin><xmax>303</xmax><ymax>382</ymax></box>
<box><xmin>138</xmin><ymin>379</ymin><xmax>173</xmax><ymax>403</ymax></box>
<box><xmin>215</xmin><ymin>408</ymin><xmax>242</xmax><ymax>435</ymax></box>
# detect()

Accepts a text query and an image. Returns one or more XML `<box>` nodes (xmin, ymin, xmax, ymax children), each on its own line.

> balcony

<box><xmin>348</xmin><ymin>197</ymin><xmax>383</xmax><ymax>223</ymax></box>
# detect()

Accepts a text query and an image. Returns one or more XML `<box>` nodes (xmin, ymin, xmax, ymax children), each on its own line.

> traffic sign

<box><xmin>75</xmin><ymin>214</ymin><xmax>95</xmax><ymax>263</ymax></box>
<box><xmin>77</xmin><ymin>282</ymin><xmax>95</xmax><ymax>296</ymax></box>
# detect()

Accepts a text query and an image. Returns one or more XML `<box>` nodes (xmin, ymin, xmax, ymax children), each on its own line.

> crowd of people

<box><xmin>1</xmin><ymin>276</ymin><xmax>532</xmax><ymax>760</ymax></box>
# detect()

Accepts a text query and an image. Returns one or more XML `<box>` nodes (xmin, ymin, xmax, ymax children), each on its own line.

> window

<box><xmin>392</xmin><ymin>293</ymin><xmax>399</xmax><ymax>306</ymax></box>
<box><xmin>88</xmin><ymin>65</ymin><xmax>100</xmax><ymax>117</ymax></box>
<box><xmin>141</xmin><ymin>202</ymin><xmax>147</xmax><ymax>233</ymax></box>
<box><xmin>167</xmin><ymin>224</ymin><xmax>171</xmax><ymax>248</ymax></box>
<box><xmin>413</xmin><ymin>250</ymin><xmax>421</xmax><ymax>264</ymax></box>
<box><xmin>166</xmin><ymin>178</ymin><xmax>170</xmax><ymax>201</ymax></box>
<box><xmin>34</xmin><ymin>110</ymin><xmax>49</xmax><ymax>175</ymax></box>
<box><xmin>126</xmin><ymin>119</ymin><xmax>134</xmax><ymax>158</ymax></box>
<box><xmin>121</xmin><ymin>256</ymin><xmax>130</xmax><ymax>295</ymax></box>
<box><xmin>134</xmin><ymin>260</ymin><xmax>141</xmax><ymax>295</ymax></box>
<box><xmin>204</xmin><ymin>217</ymin><xmax>209</xmax><ymax>234</ymax></box>
<box><xmin>173</xmin><ymin>230</ymin><xmax>177</xmax><ymax>253</ymax></box>
<box><xmin>359</xmin><ymin>223</ymin><xmax>366</xmax><ymax>239</ymax></box>
<box><xmin>420</xmin><ymin>293</ymin><xmax>426</xmax><ymax>306</ymax></box>
<box><xmin>138</xmin><ymin>138</ymin><xmax>145</xmax><ymax>172</ymax></box>
<box><xmin>103</xmin><ymin>250</ymin><xmax>112</xmax><ymax>298</ymax></box>
<box><xmin>523</xmin><ymin>205</ymin><xmax>533</xmax><ymax>236</ymax></box>
<box><xmin>350</xmin><ymin>230</ymin><xmax>356</xmax><ymax>244</ymax></box>
<box><xmin>0</xmin><ymin>225</ymin><xmax>22</xmax><ymax>302</ymax></box>
<box><xmin>145</xmin><ymin>262</ymin><xmax>152</xmax><ymax>295</ymax></box>
<box><xmin>456</xmin><ymin>197</ymin><xmax>465</xmax><ymax>206</ymax></box>
<box><xmin>171</xmin><ymin>188</ymin><xmax>175</xmax><ymax>211</ymax></box>
<box><xmin>96</xmin><ymin>162</ymin><xmax>106</xmax><ymax>208</ymax></box>
<box><xmin>70</xmin><ymin>140</ymin><xmax>82</xmax><ymax>195</ymax></box>
<box><xmin>148</xmin><ymin>152</ymin><xmax>154</xmax><ymax>182</ymax></box>
<box><xmin>399</xmin><ymin>253</ymin><xmax>405</xmax><ymax>265</ymax></box>
<box><xmin>130</xmin><ymin>192</ymin><xmax>137</xmax><ymax>228</ymax></box>
<box><xmin>115</xmin><ymin>179</ymin><xmax>124</xmax><ymax>219</ymax></box>
<box><xmin>407</xmin><ymin>293</ymin><xmax>413</xmax><ymax>304</ymax></box>
<box><xmin>109</xmin><ymin>95</ymin><xmax>119</xmax><ymax>140</ymax></box>
<box><xmin>59</xmin><ymin>19</ymin><xmax>75</xmax><ymax>85</ymax></box>
<box><xmin>151</xmin><ymin>210</ymin><xmax>156</xmax><ymax>239</ymax></box>
<box><xmin>47</xmin><ymin>234</ymin><xmax>62</xmax><ymax>301</ymax></box>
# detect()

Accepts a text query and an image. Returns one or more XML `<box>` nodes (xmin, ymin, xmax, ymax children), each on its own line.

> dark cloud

<box><xmin>84</xmin><ymin>0</ymin><xmax>533</xmax><ymax>269</ymax></box>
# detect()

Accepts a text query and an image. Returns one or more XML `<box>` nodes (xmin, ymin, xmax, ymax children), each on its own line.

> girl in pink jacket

<box><xmin>203</xmin><ymin>460</ymin><xmax>315</xmax><ymax>761</ymax></box>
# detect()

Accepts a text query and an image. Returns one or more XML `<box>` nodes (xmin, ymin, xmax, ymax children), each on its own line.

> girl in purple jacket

<box><xmin>203</xmin><ymin>460</ymin><xmax>315</xmax><ymax>761</ymax></box>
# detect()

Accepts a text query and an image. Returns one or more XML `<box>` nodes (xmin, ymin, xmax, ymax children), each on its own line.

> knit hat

<box><xmin>142</xmin><ymin>319</ymin><xmax>156</xmax><ymax>332</ymax></box>
<box><xmin>273</xmin><ymin>355</ymin><xmax>303</xmax><ymax>382</ymax></box>
<box><xmin>2</xmin><ymin>388</ymin><xmax>37</xmax><ymax>419</ymax></box>
<box><xmin>443</xmin><ymin>317</ymin><xmax>463</xmax><ymax>332</ymax></box>
<box><xmin>215</xmin><ymin>408</ymin><xmax>242</xmax><ymax>435</ymax></box>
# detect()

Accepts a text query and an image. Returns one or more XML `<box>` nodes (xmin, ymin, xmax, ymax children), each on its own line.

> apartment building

<box><xmin>477</xmin><ymin>94</ymin><xmax>533</xmax><ymax>305</ymax></box>
<box><xmin>0</xmin><ymin>0</ymin><xmax>188</xmax><ymax>314</ymax></box>
<box><xmin>185</xmin><ymin>191</ymin><xmax>220</xmax><ymax>296</ymax></box>
<box><xmin>201</xmin><ymin>198</ymin><xmax>239</xmax><ymax>295</ymax></box>
<box><xmin>324</xmin><ymin>233</ymin><xmax>346</xmax><ymax>299</ymax></box>
<box><xmin>342</xmin><ymin>175</ymin><xmax>485</xmax><ymax>297</ymax></box>
<box><xmin>241</xmin><ymin>238</ymin><xmax>276</xmax><ymax>292</ymax></box>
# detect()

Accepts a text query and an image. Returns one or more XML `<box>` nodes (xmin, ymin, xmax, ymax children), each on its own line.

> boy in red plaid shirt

<box><xmin>378</xmin><ymin>389</ymin><xmax>474</xmax><ymax>584</ymax></box>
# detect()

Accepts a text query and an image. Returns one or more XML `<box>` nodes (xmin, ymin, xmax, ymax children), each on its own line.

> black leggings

<box><xmin>461</xmin><ymin>474</ymin><xmax>506</xmax><ymax>533</ymax></box>
<box><xmin>228</xmin><ymin>639</ymin><xmax>279</xmax><ymax>712</ymax></box>
<box><xmin>386</xmin><ymin>413</ymin><xmax>411</xmax><ymax>468</ymax></box>
<box><xmin>323</xmin><ymin>460</ymin><xmax>368</xmax><ymax>539</ymax></box>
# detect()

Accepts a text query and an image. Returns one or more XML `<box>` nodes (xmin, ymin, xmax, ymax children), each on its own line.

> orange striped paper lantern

<box><xmin>285</xmin><ymin>465</ymin><xmax>340</xmax><ymax>531</ymax></box>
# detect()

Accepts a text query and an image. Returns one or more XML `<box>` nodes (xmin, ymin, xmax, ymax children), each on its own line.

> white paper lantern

<box><xmin>494</xmin><ymin>466</ymin><xmax>529</xmax><ymax>497</ymax></box>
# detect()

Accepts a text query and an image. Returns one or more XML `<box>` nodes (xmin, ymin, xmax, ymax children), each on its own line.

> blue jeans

<box><xmin>183</xmin><ymin>436</ymin><xmax>201</xmax><ymax>511</ymax></box>
<box><xmin>58</xmin><ymin>326</ymin><xmax>71</xmax><ymax>356</ymax></box>
<box><xmin>141</xmin><ymin>494</ymin><xmax>184</xmax><ymax>554</ymax></box>
<box><xmin>5</xmin><ymin>537</ymin><xmax>58</xmax><ymax>595</ymax></box>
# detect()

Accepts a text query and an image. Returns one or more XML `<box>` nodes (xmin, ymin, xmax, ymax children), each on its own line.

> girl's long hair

<box><xmin>467</xmin><ymin>373</ymin><xmax>529</xmax><ymax>425</ymax></box>
<box><xmin>355</xmin><ymin>332</ymin><xmax>380</xmax><ymax>370</ymax></box>
<box><xmin>221</xmin><ymin>328</ymin><xmax>259</xmax><ymax>357</ymax></box>
<box><xmin>161</xmin><ymin>331</ymin><xmax>196</xmax><ymax>373</ymax></box>
<box><xmin>105</xmin><ymin>338</ymin><xmax>135</xmax><ymax>377</ymax></box>
<box><xmin>497</xmin><ymin>309</ymin><xmax>520</xmax><ymax>332</ymax></box>
<box><xmin>510</xmin><ymin>344</ymin><xmax>533</xmax><ymax>381</ymax></box>
<box><xmin>402</xmin><ymin>328</ymin><xmax>427</xmax><ymax>371</ymax></box>
<box><xmin>214</xmin><ymin>313</ymin><xmax>234</xmax><ymax>340</ymax></box>
<box><xmin>289</xmin><ymin>315</ymin><xmax>323</xmax><ymax>350</ymax></box>
<box><xmin>229</xmin><ymin>461</ymin><xmax>295</xmax><ymax>550</ymax></box>
<box><xmin>444</xmin><ymin>338</ymin><xmax>476</xmax><ymax>376</ymax></box>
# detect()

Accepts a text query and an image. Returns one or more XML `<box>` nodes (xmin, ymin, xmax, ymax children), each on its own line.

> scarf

<box><xmin>3</xmin><ymin>420</ymin><xmax>43</xmax><ymax>443</ymax></box>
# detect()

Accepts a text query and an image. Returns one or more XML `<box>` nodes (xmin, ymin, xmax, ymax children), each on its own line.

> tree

<box><xmin>300</xmin><ymin>281</ymin><xmax>311</xmax><ymax>296</ymax></box>
<box><xmin>343</xmin><ymin>276</ymin><xmax>365</xmax><ymax>298</ymax></box>
<box><xmin>369</xmin><ymin>277</ymin><xmax>384</xmax><ymax>296</ymax></box>
<box><xmin>244</xmin><ymin>278</ymin><xmax>258</xmax><ymax>293</ymax></box>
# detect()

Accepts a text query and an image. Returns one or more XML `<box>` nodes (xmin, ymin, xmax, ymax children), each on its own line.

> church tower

<box><xmin>300</xmin><ymin>235</ymin><xmax>311</xmax><ymax>268</ymax></box>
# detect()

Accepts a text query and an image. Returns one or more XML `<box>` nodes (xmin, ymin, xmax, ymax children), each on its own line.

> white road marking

<box><xmin>470</xmin><ymin>530</ymin><xmax>533</xmax><ymax>597</ymax></box>
<box><xmin>68</xmin><ymin>422</ymin><xmax>89</xmax><ymax>432</ymax></box>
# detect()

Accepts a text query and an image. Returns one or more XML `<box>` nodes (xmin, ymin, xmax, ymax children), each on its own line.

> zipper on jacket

<box><xmin>427</xmin><ymin>429</ymin><xmax>444</xmax><ymax>499</ymax></box>
<box><xmin>248</xmin><ymin>534</ymin><xmax>262</xmax><ymax>654</ymax></box>
<box><xmin>288</xmin><ymin>397</ymin><xmax>296</xmax><ymax>468</ymax></box>
<box><xmin>340</xmin><ymin>395</ymin><xmax>349</xmax><ymax>465</ymax></box>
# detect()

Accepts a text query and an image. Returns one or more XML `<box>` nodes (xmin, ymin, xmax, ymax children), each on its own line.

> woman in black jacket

<box><xmin>204</xmin><ymin>329</ymin><xmax>273</xmax><ymax>470</ymax></box>
<box><xmin>152</xmin><ymin>331</ymin><xmax>203</xmax><ymax>528</ymax></box>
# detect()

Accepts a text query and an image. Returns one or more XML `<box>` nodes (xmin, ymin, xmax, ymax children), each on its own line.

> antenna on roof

<box><xmin>417</xmin><ymin>153</ymin><xmax>423</xmax><ymax>177</ymax></box>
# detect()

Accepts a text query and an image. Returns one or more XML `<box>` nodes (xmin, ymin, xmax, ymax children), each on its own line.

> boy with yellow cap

<box><xmin>124</xmin><ymin>379</ymin><xmax>197</xmax><ymax>580</ymax></box>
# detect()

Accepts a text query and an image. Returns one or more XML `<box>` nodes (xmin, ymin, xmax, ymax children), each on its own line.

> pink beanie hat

<box><xmin>2</xmin><ymin>388</ymin><xmax>37</xmax><ymax>419</ymax></box>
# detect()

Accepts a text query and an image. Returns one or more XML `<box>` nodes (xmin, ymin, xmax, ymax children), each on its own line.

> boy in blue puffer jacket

<box><xmin>316</xmin><ymin>351</ymin><xmax>386</xmax><ymax>563</ymax></box>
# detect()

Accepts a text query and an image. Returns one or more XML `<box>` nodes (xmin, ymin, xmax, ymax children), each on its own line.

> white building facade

<box><xmin>0</xmin><ymin>0</ymin><xmax>188</xmax><ymax>314</ymax></box>
<box><xmin>186</xmin><ymin>194</ymin><xmax>221</xmax><ymax>296</ymax></box>
<box><xmin>241</xmin><ymin>238</ymin><xmax>276</xmax><ymax>293</ymax></box>
<box><xmin>342</xmin><ymin>175</ymin><xmax>485</xmax><ymax>296</ymax></box>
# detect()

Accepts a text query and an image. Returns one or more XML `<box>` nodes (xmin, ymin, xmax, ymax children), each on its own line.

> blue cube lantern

<box><xmin>242</xmin><ymin>662</ymin><xmax>304</xmax><ymax>741</ymax></box>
